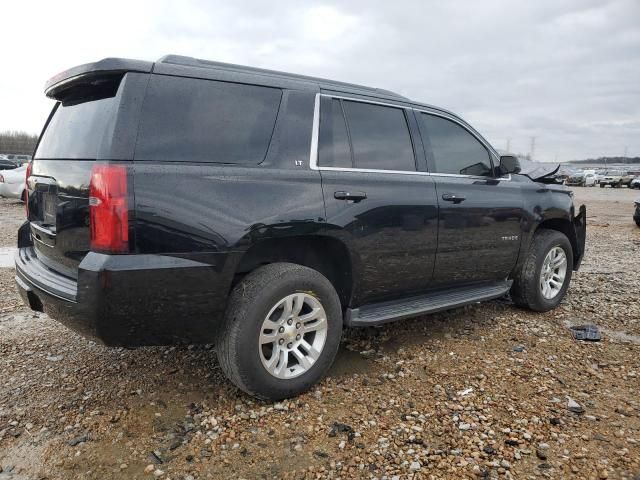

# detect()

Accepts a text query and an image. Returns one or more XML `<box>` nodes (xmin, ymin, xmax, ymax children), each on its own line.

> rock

<box><xmin>67</xmin><ymin>435</ymin><xmax>87</xmax><ymax>446</ymax></box>
<box><xmin>459</xmin><ymin>423</ymin><xmax>471</xmax><ymax>431</ymax></box>
<box><xmin>536</xmin><ymin>447</ymin><xmax>548</xmax><ymax>460</ymax></box>
<box><xmin>360</xmin><ymin>349</ymin><xmax>376</xmax><ymax>358</ymax></box>
<box><xmin>328</xmin><ymin>422</ymin><xmax>354</xmax><ymax>438</ymax></box>
<box><xmin>46</xmin><ymin>355</ymin><xmax>64</xmax><ymax>362</ymax></box>
<box><xmin>409</xmin><ymin>461</ymin><xmax>421</xmax><ymax>471</ymax></box>
<box><xmin>144</xmin><ymin>465</ymin><xmax>155</xmax><ymax>474</ymax></box>
<box><xmin>567</xmin><ymin>397</ymin><xmax>585</xmax><ymax>414</ymax></box>
<box><xmin>599</xmin><ymin>470</ymin><xmax>608</xmax><ymax>479</ymax></box>
<box><xmin>512</xmin><ymin>345</ymin><xmax>525</xmax><ymax>352</ymax></box>
<box><xmin>153</xmin><ymin>469</ymin><xmax>165</xmax><ymax>477</ymax></box>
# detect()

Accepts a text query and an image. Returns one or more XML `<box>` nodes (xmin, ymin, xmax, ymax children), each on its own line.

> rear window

<box><xmin>35</xmin><ymin>76</ymin><xmax>121</xmax><ymax>159</ymax></box>
<box><xmin>135</xmin><ymin>75</ymin><xmax>282</xmax><ymax>164</ymax></box>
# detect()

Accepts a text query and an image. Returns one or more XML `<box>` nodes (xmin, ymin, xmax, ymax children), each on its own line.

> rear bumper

<box><xmin>15</xmin><ymin>246</ymin><xmax>239</xmax><ymax>346</ymax></box>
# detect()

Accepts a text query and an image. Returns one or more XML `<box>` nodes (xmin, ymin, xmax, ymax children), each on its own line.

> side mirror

<box><xmin>499</xmin><ymin>155</ymin><xmax>521</xmax><ymax>175</ymax></box>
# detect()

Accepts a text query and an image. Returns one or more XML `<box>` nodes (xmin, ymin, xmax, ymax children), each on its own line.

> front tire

<box><xmin>216</xmin><ymin>262</ymin><xmax>343</xmax><ymax>400</ymax></box>
<box><xmin>511</xmin><ymin>229</ymin><xmax>573</xmax><ymax>312</ymax></box>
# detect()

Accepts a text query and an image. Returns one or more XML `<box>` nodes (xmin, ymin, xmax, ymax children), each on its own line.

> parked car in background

<box><xmin>0</xmin><ymin>158</ymin><xmax>19</xmax><ymax>170</ymax></box>
<box><xmin>566</xmin><ymin>170</ymin><xmax>596</xmax><ymax>187</ymax></box>
<box><xmin>0</xmin><ymin>164</ymin><xmax>26</xmax><ymax>201</ymax></box>
<box><xmin>15</xmin><ymin>55</ymin><xmax>587</xmax><ymax>400</ymax></box>
<box><xmin>630</xmin><ymin>177</ymin><xmax>640</xmax><ymax>189</ymax></box>
<box><xmin>621</xmin><ymin>171</ymin><xmax>635</xmax><ymax>187</ymax></box>
<box><xmin>4</xmin><ymin>154</ymin><xmax>32</xmax><ymax>166</ymax></box>
<box><xmin>598</xmin><ymin>170</ymin><xmax>625</xmax><ymax>188</ymax></box>
<box><xmin>635</xmin><ymin>197</ymin><xmax>640</xmax><ymax>227</ymax></box>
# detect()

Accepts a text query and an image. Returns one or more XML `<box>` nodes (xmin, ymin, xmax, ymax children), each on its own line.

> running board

<box><xmin>345</xmin><ymin>281</ymin><xmax>512</xmax><ymax>327</ymax></box>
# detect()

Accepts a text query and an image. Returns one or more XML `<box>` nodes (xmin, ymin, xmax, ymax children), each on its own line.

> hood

<box><xmin>516</xmin><ymin>159</ymin><xmax>560</xmax><ymax>182</ymax></box>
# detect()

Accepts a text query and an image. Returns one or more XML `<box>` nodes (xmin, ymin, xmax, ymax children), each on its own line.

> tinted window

<box><xmin>318</xmin><ymin>98</ymin><xmax>351</xmax><ymax>168</ymax></box>
<box><xmin>342</xmin><ymin>100</ymin><xmax>415</xmax><ymax>171</ymax></box>
<box><xmin>35</xmin><ymin>78</ymin><xmax>120</xmax><ymax>159</ymax></box>
<box><xmin>136</xmin><ymin>75</ymin><xmax>282</xmax><ymax>164</ymax></box>
<box><xmin>422</xmin><ymin>114</ymin><xmax>492</xmax><ymax>176</ymax></box>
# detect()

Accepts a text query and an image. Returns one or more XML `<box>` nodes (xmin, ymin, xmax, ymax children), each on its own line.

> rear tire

<box><xmin>511</xmin><ymin>229</ymin><xmax>573</xmax><ymax>312</ymax></box>
<box><xmin>216</xmin><ymin>262</ymin><xmax>343</xmax><ymax>400</ymax></box>
<box><xmin>600</xmin><ymin>183</ymin><xmax>605</xmax><ymax>188</ymax></box>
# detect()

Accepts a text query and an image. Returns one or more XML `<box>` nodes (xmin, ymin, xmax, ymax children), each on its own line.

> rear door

<box><xmin>27</xmin><ymin>72</ymin><xmax>146</xmax><ymax>279</ymax></box>
<box><xmin>416</xmin><ymin>111</ymin><xmax>524</xmax><ymax>287</ymax></box>
<box><xmin>315</xmin><ymin>95</ymin><xmax>438</xmax><ymax>305</ymax></box>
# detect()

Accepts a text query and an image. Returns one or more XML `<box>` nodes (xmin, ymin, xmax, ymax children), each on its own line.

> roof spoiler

<box><xmin>44</xmin><ymin>58</ymin><xmax>153</xmax><ymax>98</ymax></box>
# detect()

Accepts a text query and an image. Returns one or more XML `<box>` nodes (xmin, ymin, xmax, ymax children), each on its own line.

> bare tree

<box><xmin>0</xmin><ymin>131</ymin><xmax>39</xmax><ymax>155</ymax></box>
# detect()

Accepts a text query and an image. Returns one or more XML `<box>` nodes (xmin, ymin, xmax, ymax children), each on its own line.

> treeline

<box><xmin>570</xmin><ymin>156</ymin><xmax>640</xmax><ymax>165</ymax></box>
<box><xmin>0</xmin><ymin>131</ymin><xmax>39</xmax><ymax>155</ymax></box>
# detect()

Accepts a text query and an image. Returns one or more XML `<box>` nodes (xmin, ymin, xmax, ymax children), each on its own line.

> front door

<box><xmin>416</xmin><ymin>111</ymin><xmax>524</xmax><ymax>287</ymax></box>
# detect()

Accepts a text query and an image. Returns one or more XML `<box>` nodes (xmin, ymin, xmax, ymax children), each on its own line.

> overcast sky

<box><xmin>3</xmin><ymin>0</ymin><xmax>639</xmax><ymax>161</ymax></box>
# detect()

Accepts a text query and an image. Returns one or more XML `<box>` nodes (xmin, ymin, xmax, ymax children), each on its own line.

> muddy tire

<box><xmin>511</xmin><ymin>229</ymin><xmax>573</xmax><ymax>312</ymax></box>
<box><xmin>216</xmin><ymin>262</ymin><xmax>342</xmax><ymax>400</ymax></box>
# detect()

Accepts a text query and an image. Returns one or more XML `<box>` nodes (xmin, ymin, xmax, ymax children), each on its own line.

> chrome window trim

<box><xmin>413</xmin><ymin>108</ymin><xmax>501</xmax><ymax>163</ymax></box>
<box><xmin>309</xmin><ymin>92</ymin><xmax>510</xmax><ymax>181</ymax></box>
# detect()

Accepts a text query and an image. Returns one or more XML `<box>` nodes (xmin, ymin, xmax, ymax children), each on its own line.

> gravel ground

<box><xmin>0</xmin><ymin>188</ymin><xmax>639</xmax><ymax>480</ymax></box>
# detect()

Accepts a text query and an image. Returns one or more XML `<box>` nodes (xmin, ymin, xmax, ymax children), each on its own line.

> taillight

<box><xmin>89</xmin><ymin>164</ymin><xmax>129</xmax><ymax>253</ymax></box>
<box><xmin>25</xmin><ymin>161</ymin><xmax>32</xmax><ymax>215</ymax></box>
<box><xmin>0</xmin><ymin>174</ymin><xmax>4</xmax><ymax>182</ymax></box>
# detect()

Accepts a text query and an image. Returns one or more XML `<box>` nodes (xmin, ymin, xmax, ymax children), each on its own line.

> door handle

<box><xmin>441</xmin><ymin>193</ymin><xmax>466</xmax><ymax>204</ymax></box>
<box><xmin>334</xmin><ymin>191</ymin><xmax>367</xmax><ymax>202</ymax></box>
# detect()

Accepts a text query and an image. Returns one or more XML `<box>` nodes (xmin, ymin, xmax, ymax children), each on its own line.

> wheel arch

<box><xmin>533</xmin><ymin>217</ymin><xmax>580</xmax><ymax>269</ymax></box>
<box><xmin>232</xmin><ymin>235</ymin><xmax>354</xmax><ymax>307</ymax></box>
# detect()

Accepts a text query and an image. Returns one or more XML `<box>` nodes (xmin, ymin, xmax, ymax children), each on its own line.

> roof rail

<box><xmin>157</xmin><ymin>54</ymin><xmax>408</xmax><ymax>100</ymax></box>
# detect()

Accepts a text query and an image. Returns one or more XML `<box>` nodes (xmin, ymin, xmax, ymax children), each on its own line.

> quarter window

<box><xmin>342</xmin><ymin>100</ymin><xmax>416</xmax><ymax>171</ymax></box>
<box><xmin>136</xmin><ymin>75</ymin><xmax>282</xmax><ymax>164</ymax></box>
<box><xmin>421</xmin><ymin>114</ymin><xmax>492</xmax><ymax>176</ymax></box>
<box><xmin>318</xmin><ymin>98</ymin><xmax>351</xmax><ymax>168</ymax></box>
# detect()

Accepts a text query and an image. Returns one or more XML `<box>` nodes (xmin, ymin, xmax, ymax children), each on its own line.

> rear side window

<box><xmin>342</xmin><ymin>100</ymin><xmax>415</xmax><ymax>171</ymax></box>
<box><xmin>421</xmin><ymin>114</ymin><xmax>492</xmax><ymax>176</ymax></box>
<box><xmin>318</xmin><ymin>98</ymin><xmax>352</xmax><ymax>168</ymax></box>
<box><xmin>35</xmin><ymin>76</ymin><xmax>121</xmax><ymax>159</ymax></box>
<box><xmin>136</xmin><ymin>75</ymin><xmax>282</xmax><ymax>164</ymax></box>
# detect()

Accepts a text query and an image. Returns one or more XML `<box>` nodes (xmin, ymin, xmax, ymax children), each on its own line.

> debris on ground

<box><xmin>570</xmin><ymin>324</ymin><xmax>602</xmax><ymax>341</ymax></box>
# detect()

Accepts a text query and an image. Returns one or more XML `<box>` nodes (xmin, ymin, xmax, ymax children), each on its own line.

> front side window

<box><xmin>421</xmin><ymin>113</ymin><xmax>492</xmax><ymax>176</ymax></box>
<box><xmin>342</xmin><ymin>100</ymin><xmax>416</xmax><ymax>171</ymax></box>
<box><xmin>136</xmin><ymin>75</ymin><xmax>282</xmax><ymax>164</ymax></box>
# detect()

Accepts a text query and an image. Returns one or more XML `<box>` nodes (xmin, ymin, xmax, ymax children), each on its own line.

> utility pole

<box><xmin>530</xmin><ymin>136</ymin><xmax>536</xmax><ymax>161</ymax></box>
<box><xmin>506</xmin><ymin>138</ymin><xmax>511</xmax><ymax>153</ymax></box>
<box><xmin>624</xmin><ymin>146</ymin><xmax>628</xmax><ymax>158</ymax></box>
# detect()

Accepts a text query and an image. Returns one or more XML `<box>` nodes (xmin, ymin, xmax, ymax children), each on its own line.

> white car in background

<box><xmin>0</xmin><ymin>165</ymin><xmax>26</xmax><ymax>201</ymax></box>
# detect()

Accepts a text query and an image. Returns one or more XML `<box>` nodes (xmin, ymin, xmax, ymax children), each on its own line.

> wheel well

<box><xmin>233</xmin><ymin>236</ymin><xmax>353</xmax><ymax>307</ymax></box>
<box><xmin>536</xmin><ymin>218</ymin><xmax>578</xmax><ymax>262</ymax></box>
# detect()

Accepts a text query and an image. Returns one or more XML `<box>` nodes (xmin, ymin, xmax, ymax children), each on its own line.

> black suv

<box><xmin>15</xmin><ymin>56</ymin><xmax>586</xmax><ymax>400</ymax></box>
